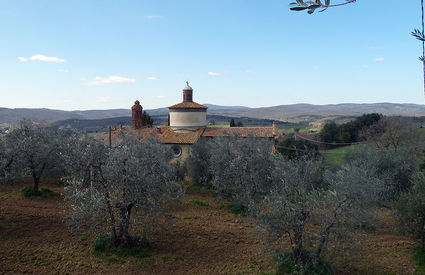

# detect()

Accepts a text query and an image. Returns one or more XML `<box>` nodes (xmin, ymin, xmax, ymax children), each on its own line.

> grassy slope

<box><xmin>322</xmin><ymin>145</ymin><xmax>359</xmax><ymax>164</ymax></box>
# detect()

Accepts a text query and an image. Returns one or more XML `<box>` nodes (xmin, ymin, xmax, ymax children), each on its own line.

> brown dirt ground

<box><xmin>0</xmin><ymin>182</ymin><xmax>420</xmax><ymax>275</ymax></box>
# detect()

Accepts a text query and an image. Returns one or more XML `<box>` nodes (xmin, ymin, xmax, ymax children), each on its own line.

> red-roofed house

<box><xmin>104</xmin><ymin>83</ymin><xmax>277</xmax><ymax>160</ymax></box>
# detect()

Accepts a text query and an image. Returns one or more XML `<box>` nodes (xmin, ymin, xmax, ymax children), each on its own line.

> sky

<box><xmin>0</xmin><ymin>0</ymin><xmax>424</xmax><ymax>110</ymax></box>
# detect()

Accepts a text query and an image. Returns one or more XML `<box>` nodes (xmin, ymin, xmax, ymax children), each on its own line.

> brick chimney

<box><xmin>131</xmin><ymin>100</ymin><xmax>143</xmax><ymax>129</ymax></box>
<box><xmin>183</xmin><ymin>81</ymin><xmax>193</xmax><ymax>102</ymax></box>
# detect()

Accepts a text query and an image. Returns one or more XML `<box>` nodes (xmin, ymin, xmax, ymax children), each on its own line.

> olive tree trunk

<box><xmin>117</xmin><ymin>204</ymin><xmax>133</xmax><ymax>246</ymax></box>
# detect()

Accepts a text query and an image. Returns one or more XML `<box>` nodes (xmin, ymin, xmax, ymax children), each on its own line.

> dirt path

<box><xmin>0</xmin><ymin>183</ymin><xmax>419</xmax><ymax>274</ymax></box>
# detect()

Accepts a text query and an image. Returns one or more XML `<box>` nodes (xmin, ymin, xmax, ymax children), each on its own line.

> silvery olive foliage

<box><xmin>289</xmin><ymin>0</ymin><xmax>356</xmax><ymax>14</ymax></box>
<box><xmin>64</xmin><ymin>134</ymin><xmax>184</xmax><ymax>245</ymax></box>
<box><xmin>253</xmin><ymin>155</ymin><xmax>385</xmax><ymax>265</ymax></box>
<box><xmin>2</xmin><ymin>120</ymin><xmax>62</xmax><ymax>190</ymax></box>
<box><xmin>0</xmin><ymin>134</ymin><xmax>17</xmax><ymax>184</ymax></box>
<box><xmin>191</xmin><ymin>137</ymin><xmax>388</xmax><ymax>266</ymax></box>
<box><xmin>394</xmin><ymin>172</ymin><xmax>425</xmax><ymax>249</ymax></box>
<box><xmin>345</xmin><ymin>145</ymin><xmax>417</xmax><ymax>201</ymax></box>
<box><xmin>185</xmin><ymin>139</ymin><xmax>214</xmax><ymax>188</ymax></box>
<box><xmin>207</xmin><ymin>136</ymin><xmax>275</xmax><ymax>205</ymax></box>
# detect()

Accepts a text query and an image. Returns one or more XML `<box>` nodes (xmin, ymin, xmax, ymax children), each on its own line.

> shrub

<box><xmin>226</xmin><ymin>203</ymin><xmax>248</xmax><ymax>216</ymax></box>
<box><xmin>275</xmin><ymin>251</ymin><xmax>333</xmax><ymax>275</ymax></box>
<box><xmin>21</xmin><ymin>186</ymin><xmax>53</xmax><ymax>198</ymax></box>
<box><xmin>413</xmin><ymin>247</ymin><xmax>425</xmax><ymax>267</ymax></box>
<box><xmin>21</xmin><ymin>186</ymin><xmax>40</xmax><ymax>197</ymax></box>
<box><xmin>93</xmin><ymin>234</ymin><xmax>150</xmax><ymax>258</ymax></box>
<box><xmin>40</xmin><ymin>188</ymin><xmax>53</xmax><ymax>198</ymax></box>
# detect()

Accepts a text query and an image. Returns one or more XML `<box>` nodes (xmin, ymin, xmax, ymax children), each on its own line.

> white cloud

<box><xmin>312</xmin><ymin>66</ymin><xmax>322</xmax><ymax>70</ymax></box>
<box><xmin>157</xmin><ymin>95</ymin><xmax>166</xmax><ymax>99</ymax></box>
<box><xmin>145</xmin><ymin>15</ymin><xmax>162</xmax><ymax>20</ymax></box>
<box><xmin>244</xmin><ymin>69</ymin><xmax>252</xmax><ymax>73</ymax></box>
<box><xmin>208</xmin><ymin>72</ymin><xmax>221</xmax><ymax>76</ymax></box>
<box><xmin>147</xmin><ymin>76</ymin><xmax>157</xmax><ymax>81</ymax></box>
<box><xmin>58</xmin><ymin>69</ymin><xmax>69</xmax><ymax>73</ymax></box>
<box><xmin>19</xmin><ymin>54</ymin><xmax>65</xmax><ymax>63</ymax></box>
<box><xmin>362</xmin><ymin>64</ymin><xmax>369</xmax><ymax>68</ymax></box>
<box><xmin>87</xmin><ymin>75</ymin><xmax>136</xmax><ymax>86</ymax></box>
<box><xmin>375</xmin><ymin>57</ymin><xmax>385</xmax><ymax>62</ymax></box>
<box><xmin>29</xmin><ymin>54</ymin><xmax>65</xmax><ymax>63</ymax></box>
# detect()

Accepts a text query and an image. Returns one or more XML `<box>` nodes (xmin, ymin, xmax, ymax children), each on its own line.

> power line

<box><xmin>294</xmin><ymin>133</ymin><xmax>365</xmax><ymax>146</ymax></box>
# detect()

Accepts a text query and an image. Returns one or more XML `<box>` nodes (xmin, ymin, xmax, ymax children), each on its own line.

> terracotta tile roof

<box><xmin>100</xmin><ymin>126</ymin><xmax>164</xmax><ymax>147</ymax></box>
<box><xmin>202</xmin><ymin>127</ymin><xmax>274</xmax><ymax>138</ymax></box>
<box><xmin>158</xmin><ymin>127</ymin><xmax>205</xmax><ymax>144</ymax></box>
<box><xmin>168</xmin><ymin>101</ymin><xmax>208</xmax><ymax>109</ymax></box>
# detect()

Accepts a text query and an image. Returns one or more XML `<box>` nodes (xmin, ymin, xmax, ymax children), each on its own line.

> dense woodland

<box><xmin>1</xmin><ymin>115</ymin><xmax>425</xmax><ymax>274</ymax></box>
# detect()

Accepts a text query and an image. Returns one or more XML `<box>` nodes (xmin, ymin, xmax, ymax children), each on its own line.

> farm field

<box><xmin>0</xmin><ymin>181</ymin><xmax>419</xmax><ymax>274</ymax></box>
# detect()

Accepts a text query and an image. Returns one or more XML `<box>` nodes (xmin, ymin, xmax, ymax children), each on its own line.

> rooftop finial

<box><xmin>186</xmin><ymin>81</ymin><xmax>189</xmax><ymax>86</ymax></box>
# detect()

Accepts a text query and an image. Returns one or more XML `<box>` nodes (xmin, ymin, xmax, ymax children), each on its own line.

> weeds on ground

<box><xmin>275</xmin><ymin>251</ymin><xmax>333</xmax><ymax>275</ymax></box>
<box><xmin>413</xmin><ymin>247</ymin><xmax>425</xmax><ymax>274</ymax></box>
<box><xmin>226</xmin><ymin>203</ymin><xmax>248</xmax><ymax>216</ymax></box>
<box><xmin>21</xmin><ymin>186</ymin><xmax>53</xmax><ymax>198</ymax></box>
<box><xmin>92</xmin><ymin>234</ymin><xmax>150</xmax><ymax>264</ymax></box>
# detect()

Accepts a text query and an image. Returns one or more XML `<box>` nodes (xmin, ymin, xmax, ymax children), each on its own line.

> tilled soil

<box><xmin>0</xmin><ymin>183</ymin><xmax>419</xmax><ymax>274</ymax></box>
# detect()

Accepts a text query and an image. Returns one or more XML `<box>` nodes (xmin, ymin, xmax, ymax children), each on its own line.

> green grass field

<box><xmin>321</xmin><ymin>145</ymin><xmax>360</xmax><ymax>164</ymax></box>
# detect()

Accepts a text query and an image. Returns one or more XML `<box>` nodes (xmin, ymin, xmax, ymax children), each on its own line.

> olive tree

<box><xmin>345</xmin><ymin>145</ymin><xmax>417</xmax><ymax>201</ymax></box>
<box><xmin>394</xmin><ymin>172</ymin><xmax>425</xmax><ymax>249</ymax></box>
<box><xmin>0</xmin><ymin>135</ymin><xmax>17</xmax><ymax>184</ymax></box>
<box><xmin>186</xmin><ymin>139</ymin><xmax>214</xmax><ymax>188</ymax></box>
<box><xmin>208</xmin><ymin>136</ymin><xmax>275</xmax><ymax>204</ymax></box>
<box><xmin>65</xmin><ymin>135</ymin><xmax>184</xmax><ymax>246</ymax></box>
<box><xmin>252</xmin><ymin>156</ymin><xmax>384</xmax><ymax>269</ymax></box>
<box><xmin>4</xmin><ymin>120</ymin><xmax>61</xmax><ymax>191</ymax></box>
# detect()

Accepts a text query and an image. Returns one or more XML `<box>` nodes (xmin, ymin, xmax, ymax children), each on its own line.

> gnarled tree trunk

<box><xmin>117</xmin><ymin>204</ymin><xmax>133</xmax><ymax>246</ymax></box>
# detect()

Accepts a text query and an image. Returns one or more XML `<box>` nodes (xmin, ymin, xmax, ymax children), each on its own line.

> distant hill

<box><xmin>0</xmin><ymin>107</ymin><xmax>130</xmax><ymax>124</ymax></box>
<box><xmin>207</xmin><ymin>103</ymin><xmax>425</xmax><ymax>123</ymax></box>
<box><xmin>49</xmin><ymin>114</ymin><xmax>294</xmax><ymax>132</ymax></box>
<box><xmin>2</xmin><ymin>103</ymin><xmax>425</xmax><ymax>125</ymax></box>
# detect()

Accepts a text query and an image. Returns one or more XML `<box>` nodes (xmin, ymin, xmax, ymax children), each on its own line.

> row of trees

<box><xmin>2</xmin><ymin>118</ymin><xmax>425</xmax><ymax>271</ymax></box>
<box><xmin>229</xmin><ymin>118</ymin><xmax>244</xmax><ymax>127</ymax></box>
<box><xmin>320</xmin><ymin>114</ymin><xmax>421</xmax><ymax>153</ymax></box>
<box><xmin>320</xmin><ymin>113</ymin><xmax>382</xmax><ymax>144</ymax></box>
<box><xmin>0</xmin><ymin>120</ymin><xmax>182</xmax><ymax>247</ymax></box>
<box><xmin>186</xmin><ymin>132</ymin><xmax>420</xmax><ymax>271</ymax></box>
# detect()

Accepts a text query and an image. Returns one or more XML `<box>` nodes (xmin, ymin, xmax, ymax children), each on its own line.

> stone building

<box><xmin>105</xmin><ymin>83</ymin><xmax>276</xmax><ymax>160</ymax></box>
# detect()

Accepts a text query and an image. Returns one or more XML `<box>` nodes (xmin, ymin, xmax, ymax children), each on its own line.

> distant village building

<box><xmin>105</xmin><ymin>83</ymin><xmax>276</xmax><ymax>160</ymax></box>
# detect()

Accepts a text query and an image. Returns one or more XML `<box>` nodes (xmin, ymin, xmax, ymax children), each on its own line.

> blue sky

<box><xmin>0</xmin><ymin>0</ymin><xmax>423</xmax><ymax>110</ymax></box>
